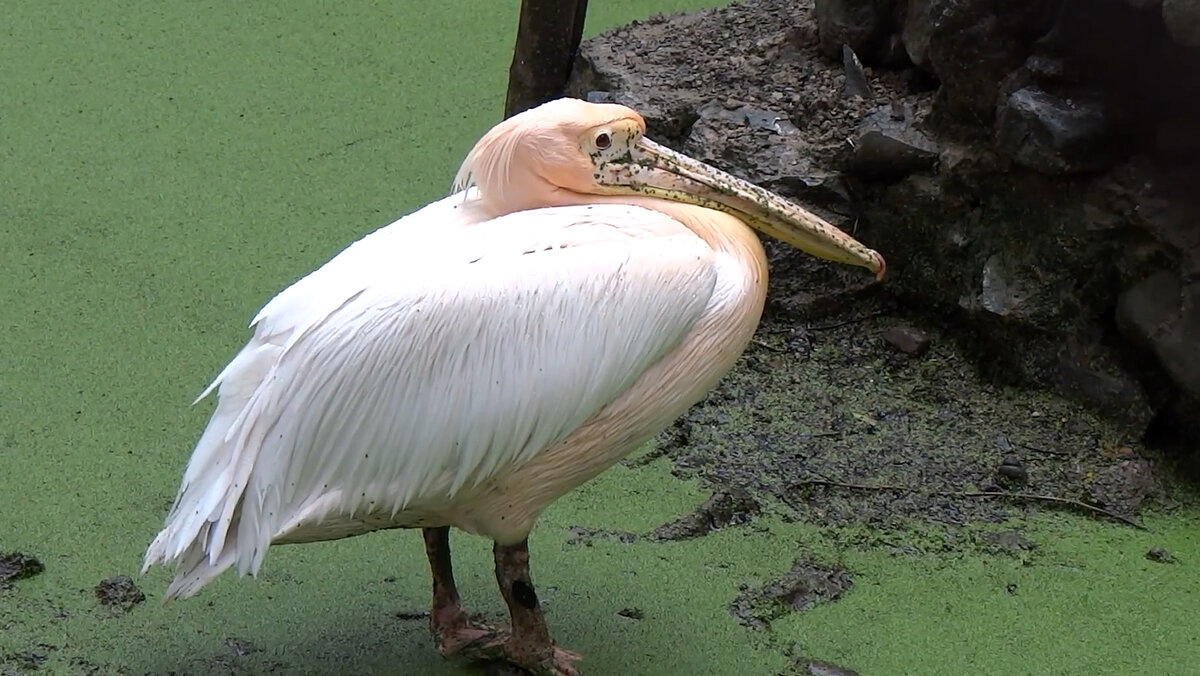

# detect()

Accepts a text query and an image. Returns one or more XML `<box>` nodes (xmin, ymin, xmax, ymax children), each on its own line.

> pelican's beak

<box><xmin>596</xmin><ymin>136</ymin><xmax>885</xmax><ymax>280</ymax></box>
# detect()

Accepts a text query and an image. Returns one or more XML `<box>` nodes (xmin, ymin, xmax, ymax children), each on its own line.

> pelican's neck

<box><xmin>471</xmin><ymin>188</ymin><xmax>768</xmax><ymax>284</ymax></box>
<box><xmin>592</xmin><ymin>194</ymin><xmax>768</xmax><ymax>271</ymax></box>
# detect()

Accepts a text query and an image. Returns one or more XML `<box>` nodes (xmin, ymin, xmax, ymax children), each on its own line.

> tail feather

<box><xmin>160</xmin><ymin>530</ymin><xmax>240</xmax><ymax>600</ymax></box>
<box><xmin>143</xmin><ymin>338</ymin><xmax>284</xmax><ymax>598</ymax></box>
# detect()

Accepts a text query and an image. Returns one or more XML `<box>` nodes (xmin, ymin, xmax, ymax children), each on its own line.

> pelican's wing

<box><xmin>144</xmin><ymin>202</ymin><xmax>718</xmax><ymax>598</ymax></box>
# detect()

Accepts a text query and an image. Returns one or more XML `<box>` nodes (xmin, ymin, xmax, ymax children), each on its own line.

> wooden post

<box><xmin>504</xmin><ymin>0</ymin><xmax>589</xmax><ymax>119</ymax></box>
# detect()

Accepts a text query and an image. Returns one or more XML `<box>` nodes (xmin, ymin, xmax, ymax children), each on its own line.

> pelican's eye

<box><xmin>594</xmin><ymin>131</ymin><xmax>612</xmax><ymax>150</ymax></box>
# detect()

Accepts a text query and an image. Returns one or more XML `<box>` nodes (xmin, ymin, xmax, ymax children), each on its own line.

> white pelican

<box><xmin>143</xmin><ymin>98</ymin><xmax>884</xmax><ymax>675</ymax></box>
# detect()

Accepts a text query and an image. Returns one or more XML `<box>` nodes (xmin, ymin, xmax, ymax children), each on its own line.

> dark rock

<box><xmin>1155</xmin><ymin>116</ymin><xmax>1200</xmax><ymax>160</ymax></box>
<box><xmin>882</xmin><ymin>324</ymin><xmax>930</xmax><ymax>355</ymax></box>
<box><xmin>1024</xmin><ymin>54</ymin><xmax>1069</xmax><ymax>83</ymax></box>
<box><xmin>616</xmin><ymin>607</ymin><xmax>645</xmax><ymax>620</ymax></box>
<box><xmin>846</xmin><ymin>105</ymin><xmax>940</xmax><ymax>181</ymax></box>
<box><xmin>905</xmin><ymin>0</ymin><xmax>1056</xmax><ymax>121</ymax></box>
<box><xmin>841</xmin><ymin>45</ymin><xmax>872</xmax><ymax>100</ymax></box>
<box><xmin>814</xmin><ymin>0</ymin><xmax>904</xmax><ymax>65</ymax></box>
<box><xmin>1162</xmin><ymin>0</ymin><xmax>1200</xmax><ymax>46</ymax></box>
<box><xmin>1052</xmin><ymin>359</ymin><xmax>1154</xmax><ymax>432</ymax></box>
<box><xmin>995</xmin><ymin>86</ymin><xmax>1114</xmax><ymax>174</ymax></box>
<box><xmin>94</xmin><ymin>575</ymin><xmax>145</xmax><ymax>611</ymax></box>
<box><xmin>997</xmin><ymin>457</ymin><xmax>1028</xmax><ymax>483</ymax></box>
<box><xmin>1117</xmin><ymin>272</ymin><xmax>1200</xmax><ymax>404</ymax></box>
<box><xmin>0</xmin><ymin>552</ymin><xmax>44</xmax><ymax>585</ymax></box>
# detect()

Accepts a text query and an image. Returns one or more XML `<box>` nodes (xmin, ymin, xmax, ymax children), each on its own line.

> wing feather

<box><xmin>145</xmin><ymin>199</ymin><xmax>718</xmax><ymax>597</ymax></box>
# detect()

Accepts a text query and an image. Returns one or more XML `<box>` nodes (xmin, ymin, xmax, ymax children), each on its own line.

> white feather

<box><xmin>143</xmin><ymin>192</ymin><xmax>718</xmax><ymax>599</ymax></box>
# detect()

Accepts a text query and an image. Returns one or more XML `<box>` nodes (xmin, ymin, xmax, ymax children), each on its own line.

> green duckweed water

<box><xmin>2</xmin><ymin>2</ymin><xmax>1198</xmax><ymax>675</ymax></box>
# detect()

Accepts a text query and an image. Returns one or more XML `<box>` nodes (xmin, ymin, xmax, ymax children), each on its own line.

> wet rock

<box><xmin>814</xmin><ymin>0</ymin><xmax>904</xmax><ymax>65</ymax></box>
<box><xmin>1122</xmin><ymin>274</ymin><xmax>1200</xmax><ymax>392</ymax></box>
<box><xmin>94</xmin><ymin>575</ymin><xmax>145</xmax><ymax>612</ymax></box>
<box><xmin>882</xmin><ymin>324</ymin><xmax>930</xmax><ymax>355</ymax></box>
<box><xmin>730</xmin><ymin>559</ymin><xmax>852</xmax><ymax>629</ymax></box>
<box><xmin>974</xmin><ymin>253</ymin><xmax>1031</xmax><ymax>318</ymax></box>
<box><xmin>995</xmin><ymin>86</ymin><xmax>1114</xmax><ymax>174</ymax></box>
<box><xmin>0</xmin><ymin>552</ymin><xmax>44</xmax><ymax>585</ymax></box>
<box><xmin>1162</xmin><ymin>0</ymin><xmax>1200</xmax><ymax>46</ymax></box>
<box><xmin>846</xmin><ymin>105</ymin><xmax>939</xmax><ymax>181</ymax></box>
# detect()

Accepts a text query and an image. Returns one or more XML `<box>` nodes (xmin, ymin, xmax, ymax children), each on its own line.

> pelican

<box><xmin>143</xmin><ymin>98</ymin><xmax>884</xmax><ymax>675</ymax></box>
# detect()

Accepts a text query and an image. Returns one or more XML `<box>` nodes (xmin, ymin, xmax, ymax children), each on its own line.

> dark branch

<box><xmin>504</xmin><ymin>0</ymin><xmax>589</xmax><ymax>119</ymax></box>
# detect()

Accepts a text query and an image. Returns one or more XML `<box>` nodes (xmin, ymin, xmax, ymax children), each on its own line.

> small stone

<box><xmin>997</xmin><ymin>457</ymin><xmax>1028</xmax><ymax>483</ymax></box>
<box><xmin>978</xmin><ymin>253</ymin><xmax>1028</xmax><ymax>317</ymax></box>
<box><xmin>882</xmin><ymin>325</ymin><xmax>931</xmax><ymax>355</ymax></box>
<box><xmin>1146</xmin><ymin>547</ymin><xmax>1177</xmax><ymax>563</ymax></box>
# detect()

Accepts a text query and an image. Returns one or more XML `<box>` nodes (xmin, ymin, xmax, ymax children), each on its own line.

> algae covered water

<box><xmin>2</xmin><ymin>1</ymin><xmax>1198</xmax><ymax>674</ymax></box>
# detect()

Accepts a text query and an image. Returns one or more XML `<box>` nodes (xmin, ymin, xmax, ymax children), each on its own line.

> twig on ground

<box><xmin>751</xmin><ymin>338</ymin><xmax>786</xmax><ymax>352</ymax></box>
<box><xmin>793</xmin><ymin>478</ymin><xmax>1147</xmax><ymax>530</ymax></box>
<box><xmin>1011</xmin><ymin>439</ymin><xmax>1075</xmax><ymax>457</ymax></box>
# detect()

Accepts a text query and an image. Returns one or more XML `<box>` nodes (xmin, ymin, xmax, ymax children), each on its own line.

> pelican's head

<box><xmin>453</xmin><ymin>98</ymin><xmax>885</xmax><ymax>279</ymax></box>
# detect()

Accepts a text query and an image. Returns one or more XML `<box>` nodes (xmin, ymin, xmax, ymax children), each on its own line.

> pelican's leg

<box><xmin>426</xmin><ymin>532</ymin><xmax>580</xmax><ymax>675</ymax></box>
<box><xmin>422</xmin><ymin>527</ymin><xmax>496</xmax><ymax>655</ymax></box>
<box><xmin>485</xmin><ymin>539</ymin><xmax>581</xmax><ymax>676</ymax></box>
